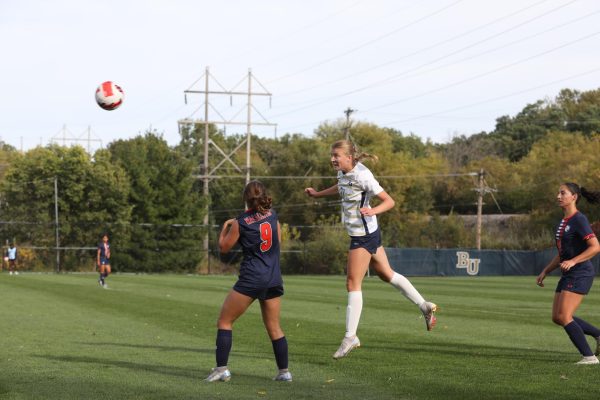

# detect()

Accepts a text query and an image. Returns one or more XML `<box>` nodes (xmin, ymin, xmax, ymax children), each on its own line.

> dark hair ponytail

<box><xmin>243</xmin><ymin>180</ymin><xmax>272</xmax><ymax>214</ymax></box>
<box><xmin>581</xmin><ymin>187</ymin><xmax>600</xmax><ymax>205</ymax></box>
<box><xmin>563</xmin><ymin>182</ymin><xmax>600</xmax><ymax>205</ymax></box>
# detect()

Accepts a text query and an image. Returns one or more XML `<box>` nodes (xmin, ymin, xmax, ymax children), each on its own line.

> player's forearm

<box><xmin>314</xmin><ymin>185</ymin><xmax>338</xmax><ymax>197</ymax></box>
<box><xmin>542</xmin><ymin>255</ymin><xmax>560</xmax><ymax>274</ymax></box>
<box><xmin>570</xmin><ymin>244</ymin><xmax>600</xmax><ymax>265</ymax></box>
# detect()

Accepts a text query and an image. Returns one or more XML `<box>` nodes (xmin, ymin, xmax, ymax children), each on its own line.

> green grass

<box><xmin>1</xmin><ymin>274</ymin><xmax>600</xmax><ymax>400</ymax></box>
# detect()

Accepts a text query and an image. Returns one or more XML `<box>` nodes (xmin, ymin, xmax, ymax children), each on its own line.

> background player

<box><xmin>97</xmin><ymin>233</ymin><xmax>111</xmax><ymax>288</ymax></box>
<box><xmin>305</xmin><ymin>139</ymin><xmax>437</xmax><ymax>359</ymax></box>
<box><xmin>537</xmin><ymin>183</ymin><xmax>600</xmax><ymax>364</ymax></box>
<box><xmin>205</xmin><ymin>180</ymin><xmax>291</xmax><ymax>382</ymax></box>
<box><xmin>7</xmin><ymin>243</ymin><xmax>18</xmax><ymax>275</ymax></box>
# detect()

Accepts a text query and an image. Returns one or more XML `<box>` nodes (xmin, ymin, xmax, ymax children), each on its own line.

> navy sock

<box><xmin>573</xmin><ymin>316</ymin><xmax>600</xmax><ymax>338</ymax></box>
<box><xmin>216</xmin><ymin>329</ymin><xmax>232</xmax><ymax>367</ymax></box>
<box><xmin>564</xmin><ymin>321</ymin><xmax>594</xmax><ymax>356</ymax></box>
<box><xmin>271</xmin><ymin>336</ymin><xmax>288</xmax><ymax>370</ymax></box>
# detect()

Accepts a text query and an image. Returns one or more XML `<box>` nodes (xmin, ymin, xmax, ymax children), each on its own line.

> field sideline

<box><xmin>1</xmin><ymin>274</ymin><xmax>600</xmax><ymax>399</ymax></box>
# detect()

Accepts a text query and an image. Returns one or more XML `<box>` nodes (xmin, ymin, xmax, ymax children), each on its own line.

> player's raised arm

<box><xmin>304</xmin><ymin>185</ymin><xmax>338</xmax><ymax>198</ymax></box>
<box><xmin>218</xmin><ymin>219</ymin><xmax>240</xmax><ymax>253</ymax></box>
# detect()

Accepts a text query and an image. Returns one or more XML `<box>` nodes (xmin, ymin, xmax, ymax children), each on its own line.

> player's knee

<box><xmin>217</xmin><ymin>316</ymin><xmax>234</xmax><ymax>330</ymax></box>
<box><xmin>375</xmin><ymin>269</ymin><xmax>392</xmax><ymax>282</ymax></box>
<box><xmin>346</xmin><ymin>279</ymin><xmax>361</xmax><ymax>292</ymax></box>
<box><xmin>552</xmin><ymin>313</ymin><xmax>570</xmax><ymax>326</ymax></box>
<box><xmin>266</xmin><ymin>325</ymin><xmax>283</xmax><ymax>340</ymax></box>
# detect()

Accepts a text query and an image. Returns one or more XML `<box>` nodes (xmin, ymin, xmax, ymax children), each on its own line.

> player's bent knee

<box><xmin>552</xmin><ymin>314</ymin><xmax>570</xmax><ymax>326</ymax></box>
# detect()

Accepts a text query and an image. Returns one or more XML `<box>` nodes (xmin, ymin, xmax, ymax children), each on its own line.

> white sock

<box><xmin>390</xmin><ymin>272</ymin><xmax>426</xmax><ymax>308</ymax></box>
<box><xmin>345</xmin><ymin>291</ymin><xmax>363</xmax><ymax>338</ymax></box>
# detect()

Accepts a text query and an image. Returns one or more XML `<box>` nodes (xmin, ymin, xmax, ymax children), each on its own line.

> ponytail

<box><xmin>581</xmin><ymin>187</ymin><xmax>600</xmax><ymax>205</ymax></box>
<box><xmin>243</xmin><ymin>180</ymin><xmax>272</xmax><ymax>214</ymax></box>
<box><xmin>563</xmin><ymin>182</ymin><xmax>600</xmax><ymax>205</ymax></box>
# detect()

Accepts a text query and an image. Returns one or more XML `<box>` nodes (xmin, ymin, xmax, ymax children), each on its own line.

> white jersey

<box><xmin>337</xmin><ymin>162</ymin><xmax>384</xmax><ymax>236</ymax></box>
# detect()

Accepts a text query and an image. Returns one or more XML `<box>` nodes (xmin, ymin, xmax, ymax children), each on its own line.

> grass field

<box><xmin>1</xmin><ymin>273</ymin><xmax>600</xmax><ymax>400</ymax></box>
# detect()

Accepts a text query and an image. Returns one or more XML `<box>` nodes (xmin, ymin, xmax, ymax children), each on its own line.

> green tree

<box><xmin>0</xmin><ymin>145</ymin><xmax>130</xmax><ymax>270</ymax></box>
<box><xmin>109</xmin><ymin>132</ymin><xmax>205</xmax><ymax>272</ymax></box>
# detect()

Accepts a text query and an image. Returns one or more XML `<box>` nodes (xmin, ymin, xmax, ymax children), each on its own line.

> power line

<box><xmin>266</xmin><ymin>0</ymin><xmax>465</xmax><ymax>84</ymax></box>
<box><xmin>271</xmin><ymin>0</ymin><xmax>579</xmax><ymax>115</ymax></box>
<box><xmin>276</xmin><ymin>0</ymin><xmax>556</xmax><ymax>99</ymax></box>
<box><xmin>193</xmin><ymin>172</ymin><xmax>478</xmax><ymax>179</ymax></box>
<box><xmin>378</xmin><ymin>65</ymin><xmax>600</xmax><ymax>127</ymax></box>
<box><xmin>363</xmin><ymin>29</ymin><xmax>600</xmax><ymax>113</ymax></box>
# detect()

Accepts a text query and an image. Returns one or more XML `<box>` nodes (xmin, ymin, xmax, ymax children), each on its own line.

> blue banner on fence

<box><xmin>384</xmin><ymin>248</ymin><xmax>600</xmax><ymax>276</ymax></box>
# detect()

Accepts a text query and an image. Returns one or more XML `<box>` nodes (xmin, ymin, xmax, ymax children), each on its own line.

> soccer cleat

<box><xmin>595</xmin><ymin>337</ymin><xmax>600</xmax><ymax>357</ymax></box>
<box><xmin>576</xmin><ymin>355</ymin><xmax>599</xmax><ymax>365</ymax></box>
<box><xmin>273</xmin><ymin>370</ymin><xmax>293</xmax><ymax>382</ymax></box>
<box><xmin>14</xmin><ymin>271</ymin><xmax>18</xmax><ymax>275</ymax></box>
<box><xmin>422</xmin><ymin>302</ymin><xmax>437</xmax><ymax>331</ymax></box>
<box><xmin>205</xmin><ymin>367</ymin><xmax>231</xmax><ymax>382</ymax></box>
<box><xmin>98</xmin><ymin>279</ymin><xmax>104</xmax><ymax>287</ymax></box>
<box><xmin>333</xmin><ymin>335</ymin><xmax>361</xmax><ymax>359</ymax></box>
<box><xmin>9</xmin><ymin>271</ymin><xmax>13</xmax><ymax>275</ymax></box>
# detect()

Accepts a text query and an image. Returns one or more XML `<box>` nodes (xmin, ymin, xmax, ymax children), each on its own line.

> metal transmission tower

<box><xmin>50</xmin><ymin>125</ymin><xmax>103</xmax><ymax>153</ymax></box>
<box><xmin>178</xmin><ymin>67</ymin><xmax>276</xmax><ymax>268</ymax></box>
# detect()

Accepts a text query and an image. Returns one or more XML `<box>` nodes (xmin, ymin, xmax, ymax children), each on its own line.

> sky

<box><xmin>1</xmin><ymin>0</ymin><xmax>599</xmax><ymax>152</ymax></box>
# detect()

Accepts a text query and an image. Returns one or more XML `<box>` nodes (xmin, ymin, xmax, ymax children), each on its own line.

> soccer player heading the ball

<box><xmin>305</xmin><ymin>140</ymin><xmax>437</xmax><ymax>359</ymax></box>
<box><xmin>205</xmin><ymin>180</ymin><xmax>291</xmax><ymax>382</ymax></box>
<box><xmin>536</xmin><ymin>183</ymin><xmax>600</xmax><ymax>365</ymax></box>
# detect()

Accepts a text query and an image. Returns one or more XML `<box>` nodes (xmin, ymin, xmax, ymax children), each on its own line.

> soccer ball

<box><xmin>95</xmin><ymin>81</ymin><xmax>124</xmax><ymax>110</ymax></box>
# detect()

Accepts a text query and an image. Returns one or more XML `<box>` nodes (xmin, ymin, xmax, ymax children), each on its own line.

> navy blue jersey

<box><xmin>98</xmin><ymin>242</ymin><xmax>111</xmax><ymax>259</ymax></box>
<box><xmin>236</xmin><ymin>208</ymin><xmax>282</xmax><ymax>288</ymax></box>
<box><xmin>555</xmin><ymin>211</ymin><xmax>596</xmax><ymax>276</ymax></box>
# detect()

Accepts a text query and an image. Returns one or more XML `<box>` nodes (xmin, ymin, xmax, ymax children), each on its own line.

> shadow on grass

<box><xmin>365</xmin><ymin>338</ymin><xmax>574</xmax><ymax>362</ymax></box>
<box><xmin>75</xmin><ymin>341</ymin><xmax>213</xmax><ymax>354</ymax></box>
<box><xmin>36</xmin><ymin>354</ymin><xmax>201</xmax><ymax>379</ymax></box>
<box><xmin>73</xmin><ymin>341</ymin><xmax>289</xmax><ymax>364</ymax></box>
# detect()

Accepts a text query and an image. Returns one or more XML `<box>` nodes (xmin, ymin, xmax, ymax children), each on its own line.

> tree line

<box><xmin>1</xmin><ymin>88</ymin><xmax>599</xmax><ymax>273</ymax></box>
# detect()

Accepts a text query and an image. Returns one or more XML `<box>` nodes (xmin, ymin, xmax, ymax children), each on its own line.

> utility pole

<box><xmin>343</xmin><ymin>107</ymin><xmax>356</xmax><ymax>141</ymax></box>
<box><xmin>54</xmin><ymin>177</ymin><xmax>60</xmax><ymax>272</ymax></box>
<box><xmin>474</xmin><ymin>169</ymin><xmax>497</xmax><ymax>250</ymax></box>
<box><xmin>476</xmin><ymin>169</ymin><xmax>484</xmax><ymax>250</ymax></box>
<box><xmin>180</xmin><ymin>67</ymin><xmax>276</xmax><ymax>272</ymax></box>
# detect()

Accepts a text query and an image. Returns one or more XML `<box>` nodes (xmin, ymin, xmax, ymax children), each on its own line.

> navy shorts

<box><xmin>233</xmin><ymin>281</ymin><xmax>284</xmax><ymax>300</ymax></box>
<box><xmin>556</xmin><ymin>275</ymin><xmax>594</xmax><ymax>295</ymax></box>
<box><xmin>349</xmin><ymin>228</ymin><xmax>382</xmax><ymax>255</ymax></box>
<box><xmin>100</xmin><ymin>257</ymin><xmax>110</xmax><ymax>265</ymax></box>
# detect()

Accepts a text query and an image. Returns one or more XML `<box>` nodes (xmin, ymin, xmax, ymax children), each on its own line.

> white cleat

<box><xmin>333</xmin><ymin>335</ymin><xmax>360</xmax><ymax>359</ymax></box>
<box><xmin>205</xmin><ymin>367</ymin><xmax>231</xmax><ymax>382</ymax></box>
<box><xmin>422</xmin><ymin>302</ymin><xmax>437</xmax><ymax>331</ymax></box>
<box><xmin>273</xmin><ymin>370</ymin><xmax>293</xmax><ymax>382</ymax></box>
<box><xmin>595</xmin><ymin>337</ymin><xmax>600</xmax><ymax>357</ymax></box>
<box><xmin>576</xmin><ymin>355</ymin><xmax>599</xmax><ymax>365</ymax></box>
